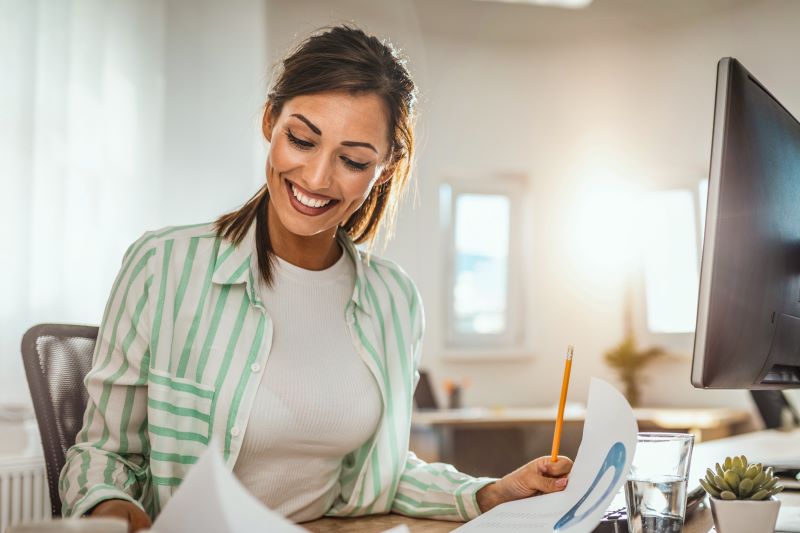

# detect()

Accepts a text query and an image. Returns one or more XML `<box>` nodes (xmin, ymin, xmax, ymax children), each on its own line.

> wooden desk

<box><xmin>306</xmin><ymin>514</ymin><xmax>457</xmax><ymax>532</ymax></box>
<box><xmin>411</xmin><ymin>406</ymin><xmax>753</xmax><ymax>477</ymax></box>
<box><xmin>304</xmin><ymin>506</ymin><xmax>719</xmax><ymax>532</ymax></box>
<box><xmin>307</xmin><ymin>428</ymin><xmax>800</xmax><ymax>533</ymax></box>
<box><xmin>306</xmin><ymin>509</ymin><xmax>715</xmax><ymax>532</ymax></box>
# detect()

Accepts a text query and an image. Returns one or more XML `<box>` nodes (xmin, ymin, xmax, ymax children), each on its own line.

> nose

<box><xmin>303</xmin><ymin>151</ymin><xmax>334</xmax><ymax>193</ymax></box>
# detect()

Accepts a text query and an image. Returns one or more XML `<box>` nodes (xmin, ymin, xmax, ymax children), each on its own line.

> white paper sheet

<box><xmin>454</xmin><ymin>378</ymin><xmax>638</xmax><ymax>532</ymax></box>
<box><xmin>150</xmin><ymin>441</ymin><xmax>411</xmax><ymax>533</ymax></box>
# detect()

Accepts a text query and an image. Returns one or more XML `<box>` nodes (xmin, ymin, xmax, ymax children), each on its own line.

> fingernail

<box><xmin>556</xmin><ymin>478</ymin><xmax>568</xmax><ymax>488</ymax></box>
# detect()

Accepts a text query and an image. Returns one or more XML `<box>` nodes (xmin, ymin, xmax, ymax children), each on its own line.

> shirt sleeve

<box><xmin>392</xmin><ymin>451</ymin><xmax>498</xmax><ymax>521</ymax></box>
<box><xmin>59</xmin><ymin>233</ymin><xmax>157</xmax><ymax>518</ymax></box>
<box><xmin>391</xmin><ymin>275</ymin><xmax>498</xmax><ymax>522</ymax></box>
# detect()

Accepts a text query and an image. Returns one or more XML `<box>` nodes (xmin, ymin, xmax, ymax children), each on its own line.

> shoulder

<box><xmin>122</xmin><ymin>222</ymin><xmax>219</xmax><ymax>260</ymax></box>
<box><xmin>118</xmin><ymin>222</ymin><xmax>221</xmax><ymax>279</ymax></box>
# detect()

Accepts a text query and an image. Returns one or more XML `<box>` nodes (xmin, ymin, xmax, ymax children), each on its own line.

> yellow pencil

<box><xmin>551</xmin><ymin>345</ymin><xmax>574</xmax><ymax>462</ymax></box>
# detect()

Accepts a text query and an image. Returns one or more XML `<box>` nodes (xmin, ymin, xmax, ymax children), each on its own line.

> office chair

<box><xmin>20</xmin><ymin>323</ymin><xmax>99</xmax><ymax>517</ymax></box>
<box><xmin>413</xmin><ymin>370</ymin><xmax>439</xmax><ymax>410</ymax></box>
<box><xmin>750</xmin><ymin>390</ymin><xmax>800</xmax><ymax>430</ymax></box>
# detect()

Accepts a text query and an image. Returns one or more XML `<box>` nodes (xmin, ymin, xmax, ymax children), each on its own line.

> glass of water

<box><xmin>625</xmin><ymin>432</ymin><xmax>695</xmax><ymax>533</ymax></box>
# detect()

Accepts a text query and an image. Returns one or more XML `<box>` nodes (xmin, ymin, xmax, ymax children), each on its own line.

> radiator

<box><xmin>0</xmin><ymin>456</ymin><xmax>51</xmax><ymax>533</ymax></box>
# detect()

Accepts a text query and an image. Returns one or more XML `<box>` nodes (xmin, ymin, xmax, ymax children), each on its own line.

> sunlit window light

<box><xmin>643</xmin><ymin>189</ymin><xmax>700</xmax><ymax>333</ymax></box>
<box><xmin>453</xmin><ymin>193</ymin><xmax>510</xmax><ymax>335</ymax></box>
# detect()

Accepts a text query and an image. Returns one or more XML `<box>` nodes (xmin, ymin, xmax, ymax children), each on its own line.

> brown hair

<box><xmin>214</xmin><ymin>24</ymin><xmax>418</xmax><ymax>286</ymax></box>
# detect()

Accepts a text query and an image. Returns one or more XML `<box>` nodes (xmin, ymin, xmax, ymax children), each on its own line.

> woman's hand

<box><xmin>89</xmin><ymin>499</ymin><xmax>152</xmax><ymax>533</ymax></box>
<box><xmin>476</xmin><ymin>455</ymin><xmax>574</xmax><ymax>513</ymax></box>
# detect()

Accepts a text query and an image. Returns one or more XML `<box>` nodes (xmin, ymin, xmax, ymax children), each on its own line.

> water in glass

<box><xmin>624</xmin><ymin>475</ymin><xmax>687</xmax><ymax>533</ymax></box>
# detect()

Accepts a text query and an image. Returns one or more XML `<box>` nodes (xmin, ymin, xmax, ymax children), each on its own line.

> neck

<box><xmin>266</xmin><ymin>200</ymin><xmax>342</xmax><ymax>270</ymax></box>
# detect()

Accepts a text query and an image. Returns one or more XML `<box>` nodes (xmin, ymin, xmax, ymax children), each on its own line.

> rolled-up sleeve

<box><xmin>392</xmin><ymin>451</ymin><xmax>497</xmax><ymax>521</ymax></box>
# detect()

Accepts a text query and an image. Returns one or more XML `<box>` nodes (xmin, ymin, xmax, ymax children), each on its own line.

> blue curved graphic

<box><xmin>554</xmin><ymin>441</ymin><xmax>627</xmax><ymax>531</ymax></box>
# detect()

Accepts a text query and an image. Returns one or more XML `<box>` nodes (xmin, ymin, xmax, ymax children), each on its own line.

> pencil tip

<box><xmin>567</xmin><ymin>345</ymin><xmax>574</xmax><ymax>358</ymax></box>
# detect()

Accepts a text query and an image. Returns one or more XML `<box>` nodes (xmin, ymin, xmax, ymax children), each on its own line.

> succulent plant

<box><xmin>699</xmin><ymin>455</ymin><xmax>784</xmax><ymax>501</ymax></box>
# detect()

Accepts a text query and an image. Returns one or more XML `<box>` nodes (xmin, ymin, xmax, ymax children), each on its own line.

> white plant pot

<box><xmin>709</xmin><ymin>496</ymin><xmax>781</xmax><ymax>533</ymax></box>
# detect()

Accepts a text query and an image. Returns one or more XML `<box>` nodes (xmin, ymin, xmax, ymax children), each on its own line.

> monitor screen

<box><xmin>692</xmin><ymin>57</ymin><xmax>800</xmax><ymax>389</ymax></box>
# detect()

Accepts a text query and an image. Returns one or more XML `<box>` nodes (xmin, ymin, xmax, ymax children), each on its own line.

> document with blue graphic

<box><xmin>454</xmin><ymin>378</ymin><xmax>638</xmax><ymax>532</ymax></box>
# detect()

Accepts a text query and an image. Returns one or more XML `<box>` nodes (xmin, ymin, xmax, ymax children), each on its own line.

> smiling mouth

<box><xmin>284</xmin><ymin>179</ymin><xmax>339</xmax><ymax>216</ymax></box>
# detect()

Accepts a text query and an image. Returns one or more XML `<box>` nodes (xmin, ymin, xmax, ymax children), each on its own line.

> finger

<box><xmin>538</xmin><ymin>456</ymin><xmax>573</xmax><ymax>477</ymax></box>
<box><xmin>130</xmin><ymin>510</ymin><xmax>152</xmax><ymax>533</ymax></box>
<box><xmin>528</xmin><ymin>472</ymin><xmax>569</xmax><ymax>494</ymax></box>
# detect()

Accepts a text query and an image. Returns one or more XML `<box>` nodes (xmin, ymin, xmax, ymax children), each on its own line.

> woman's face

<box><xmin>264</xmin><ymin>91</ymin><xmax>391</xmax><ymax>238</ymax></box>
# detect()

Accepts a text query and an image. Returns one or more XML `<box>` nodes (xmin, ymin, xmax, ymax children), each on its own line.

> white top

<box><xmin>232</xmin><ymin>248</ymin><xmax>382</xmax><ymax>523</ymax></box>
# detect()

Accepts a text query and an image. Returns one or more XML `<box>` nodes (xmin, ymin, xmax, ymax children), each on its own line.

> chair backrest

<box><xmin>21</xmin><ymin>324</ymin><xmax>98</xmax><ymax>517</ymax></box>
<box><xmin>750</xmin><ymin>390</ymin><xmax>800</xmax><ymax>429</ymax></box>
<box><xmin>413</xmin><ymin>369</ymin><xmax>438</xmax><ymax>410</ymax></box>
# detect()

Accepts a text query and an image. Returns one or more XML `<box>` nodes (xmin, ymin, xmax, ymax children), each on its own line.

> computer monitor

<box><xmin>692</xmin><ymin>57</ymin><xmax>800</xmax><ymax>389</ymax></box>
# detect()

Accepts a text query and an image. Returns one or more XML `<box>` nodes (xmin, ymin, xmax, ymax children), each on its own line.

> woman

<box><xmin>60</xmin><ymin>25</ymin><xmax>573</xmax><ymax>531</ymax></box>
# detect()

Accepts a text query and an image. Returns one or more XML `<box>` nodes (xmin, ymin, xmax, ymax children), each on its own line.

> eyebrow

<box><xmin>290</xmin><ymin>113</ymin><xmax>378</xmax><ymax>154</ymax></box>
<box><xmin>341</xmin><ymin>141</ymin><xmax>378</xmax><ymax>153</ymax></box>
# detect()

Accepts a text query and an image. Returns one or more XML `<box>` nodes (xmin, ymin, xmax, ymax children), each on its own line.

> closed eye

<box><xmin>287</xmin><ymin>129</ymin><xmax>370</xmax><ymax>172</ymax></box>
<box><xmin>341</xmin><ymin>157</ymin><xmax>369</xmax><ymax>172</ymax></box>
<box><xmin>286</xmin><ymin>129</ymin><xmax>314</xmax><ymax>150</ymax></box>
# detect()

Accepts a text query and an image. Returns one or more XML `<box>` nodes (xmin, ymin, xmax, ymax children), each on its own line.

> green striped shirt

<box><xmin>59</xmin><ymin>220</ymin><xmax>495</xmax><ymax>522</ymax></box>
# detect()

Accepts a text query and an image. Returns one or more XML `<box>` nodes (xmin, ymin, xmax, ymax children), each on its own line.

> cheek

<box><xmin>342</xmin><ymin>175</ymin><xmax>380</xmax><ymax>211</ymax></box>
<box><xmin>268</xmin><ymin>138</ymin><xmax>304</xmax><ymax>175</ymax></box>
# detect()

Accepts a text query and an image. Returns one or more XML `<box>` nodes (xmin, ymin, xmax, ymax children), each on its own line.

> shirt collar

<box><xmin>211</xmin><ymin>219</ymin><xmax>370</xmax><ymax>314</ymax></box>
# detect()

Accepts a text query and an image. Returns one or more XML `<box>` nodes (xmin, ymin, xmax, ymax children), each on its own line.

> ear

<box><xmin>262</xmin><ymin>103</ymin><xmax>275</xmax><ymax>143</ymax></box>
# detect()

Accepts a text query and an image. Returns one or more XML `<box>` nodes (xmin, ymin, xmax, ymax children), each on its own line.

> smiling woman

<box><xmin>215</xmin><ymin>26</ymin><xmax>417</xmax><ymax>281</ymax></box>
<box><xmin>263</xmin><ymin>91</ymin><xmax>392</xmax><ymax>262</ymax></box>
<box><xmin>58</xmin><ymin>24</ymin><xmax>573</xmax><ymax>531</ymax></box>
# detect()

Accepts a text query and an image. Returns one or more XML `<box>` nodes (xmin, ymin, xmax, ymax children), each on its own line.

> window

<box><xmin>453</xmin><ymin>193</ymin><xmax>510</xmax><ymax>335</ymax></box>
<box><xmin>642</xmin><ymin>184</ymin><xmax>706</xmax><ymax>334</ymax></box>
<box><xmin>441</xmin><ymin>176</ymin><xmax>524</xmax><ymax>348</ymax></box>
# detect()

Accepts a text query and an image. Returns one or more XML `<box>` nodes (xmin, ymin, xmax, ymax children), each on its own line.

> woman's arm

<box><xmin>391</xmin><ymin>451</ymin><xmax>497</xmax><ymax>521</ymax></box>
<box><xmin>393</xmin><ymin>452</ymin><xmax>573</xmax><ymax>522</ymax></box>
<box><xmin>59</xmin><ymin>233</ymin><xmax>158</xmax><ymax>519</ymax></box>
<box><xmin>390</xmin><ymin>280</ymin><xmax>498</xmax><ymax>521</ymax></box>
<box><xmin>392</xmin><ymin>274</ymin><xmax>573</xmax><ymax>521</ymax></box>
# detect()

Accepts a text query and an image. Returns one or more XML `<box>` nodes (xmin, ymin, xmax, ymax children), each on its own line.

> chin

<box><xmin>273</xmin><ymin>206</ymin><xmax>341</xmax><ymax>238</ymax></box>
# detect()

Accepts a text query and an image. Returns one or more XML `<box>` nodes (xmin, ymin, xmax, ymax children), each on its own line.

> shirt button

<box><xmin>250</xmin><ymin>363</ymin><xmax>262</xmax><ymax>373</ymax></box>
<box><xmin>230</xmin><ymin>426</ymin><xmax>240</xmax><ymax>437</ymax></box>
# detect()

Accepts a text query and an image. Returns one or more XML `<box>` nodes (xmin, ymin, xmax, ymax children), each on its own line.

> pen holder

<box><xmin>443</xmin><ymin>378</ymin><xmax>469</xmax><ymax>409</ymax></box>
<box><xmin>447</xmin><ymin>385</ymin><xmax>461</xmax><ymax>409</ymax></box>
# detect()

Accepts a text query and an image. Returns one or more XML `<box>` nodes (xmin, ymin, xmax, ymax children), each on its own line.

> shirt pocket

<box><xmin>147</xmin><ymin>368</ymin><xmax>215</xmax><ymax>483</ymax></box>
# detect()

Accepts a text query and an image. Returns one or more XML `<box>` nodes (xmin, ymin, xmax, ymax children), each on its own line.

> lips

<box><xmin>283</xmin><ymin>179</ymin><xmax>339</xmax><ymax>217</ymax></box>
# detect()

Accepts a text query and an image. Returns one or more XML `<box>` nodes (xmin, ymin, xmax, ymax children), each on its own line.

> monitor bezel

<box><xmin>691</xmin><ymin>57</ymin><xmax>730</xmax><ymax>389</ymax></box>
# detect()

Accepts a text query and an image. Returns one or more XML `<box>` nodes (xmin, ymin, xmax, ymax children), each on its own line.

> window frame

<box><xmin>440</xmin><ymin>174</ymin><xmax>526</xmax><ymax>351</ymax></box>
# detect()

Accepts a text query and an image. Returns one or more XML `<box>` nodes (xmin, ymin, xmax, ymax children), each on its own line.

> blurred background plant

<box><xmin>604</xmin><ymin>333</ymin><xmax>666</xmax><ymax>407</ymax></box>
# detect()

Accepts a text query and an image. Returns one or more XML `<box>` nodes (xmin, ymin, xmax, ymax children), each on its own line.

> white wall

<box><xmin>264</xmin><ymin>0</ymin><xmax>800</xmax><ymax>410</ymax></box>
<box><xmin>160</xmin><ymin>0</ymin><xmax>269</xmax><ymax>224</ymax></box>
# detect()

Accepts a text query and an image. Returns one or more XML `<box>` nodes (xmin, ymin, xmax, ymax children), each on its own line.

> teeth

<box><xmin>291</xmin><ymin>184</ymin><xmax>332</xmax><ymax>208</ymax></box>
